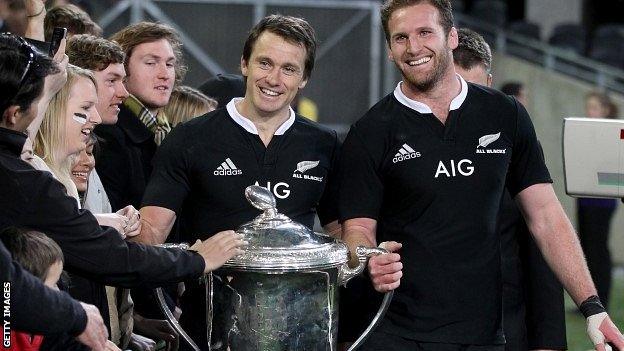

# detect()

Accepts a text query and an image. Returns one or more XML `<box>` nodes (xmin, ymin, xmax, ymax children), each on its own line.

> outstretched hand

<box><xmin>368</xmin><ymin>241</ymin><xmax>403</xmax><ymax>292</ymax></box>
<box><xmin>587</xmin><ymin>312</ymin><xmax>624</xmax><ymax>351</ymax></box>
<box><xmin>191</xmin><ymin>230</ymin><xmax>248</xmax><ymax>273</ymax></box>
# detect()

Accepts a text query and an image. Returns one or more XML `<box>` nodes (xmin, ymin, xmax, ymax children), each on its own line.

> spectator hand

<box><xmin>128</xmin><ymin>333</ymin><xmax>157</xmax><ymax>351</ymax></box>
<box><xmin>117</xmin><ymin>205</ymin><xmax>141</xmax><ymax>238</ymax></box>
<box><xmin>190</xmin><ymin>230</ymin><xmax>248</xmax><ymax>273</ymax></box>
<box><xmin>76</xmin><ymin>302</ymin><xmax>108</xmax><ymax>351</ymax></box>
<box><xmin>368</xmin><ymin>241</ymin><xmax>402</xmax><ymax>293</ymax></box>
<box><xmin>587</xmin><ymin>312</ymin><xmax>624</xmax><ymax>351</ymax></box>
<box><xmin>133</xmin><ymin>317</ymin><xmax>178</xmax><ymax>351</ymax></box>
<box><xmin>105</xmin><ymin>340</ymin><xmax>122</xmax><ymax>351</ymax></box>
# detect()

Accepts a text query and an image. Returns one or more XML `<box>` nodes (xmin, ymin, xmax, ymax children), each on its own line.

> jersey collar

<box><xmin>393</xmin><ymin>74</ymin><xmax>468</xmax><ymax>114</ymax></box>
<box><xmin>226</xmin><ymin>98</ymin><xmax>295</xmax><ymax>135</ymax></box>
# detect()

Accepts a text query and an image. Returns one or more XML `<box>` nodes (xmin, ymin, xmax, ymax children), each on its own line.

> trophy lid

<box><xmin>222</xmin><ymin>185</ymin><xmax>348</xmax><ymax>272</ymax></box>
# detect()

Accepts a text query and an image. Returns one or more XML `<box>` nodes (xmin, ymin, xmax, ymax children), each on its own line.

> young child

<box><xmin>1</xmin><ymin>227</ymin><xmax>64</xmax><ymax>351</ymax></box>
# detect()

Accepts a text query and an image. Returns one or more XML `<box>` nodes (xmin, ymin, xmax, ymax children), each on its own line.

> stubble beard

<box><xmin>401</xmin><ymin>49</ymin><xmax>452</xmax><ymax>93</ymax></box>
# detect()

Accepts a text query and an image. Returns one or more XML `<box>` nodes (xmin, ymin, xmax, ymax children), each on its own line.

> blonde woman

<box><xmin>164</xmin><ymin>85</ymin><xmax>217</xmax><ymax>127</ymax></box>
<box><xmin>34</xmin><ymin>64</ymin><xmax>140</xmax><ymax>237</ymax></box>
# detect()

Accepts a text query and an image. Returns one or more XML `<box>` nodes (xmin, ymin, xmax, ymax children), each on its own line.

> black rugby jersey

<box><xmin>338</xmin><ymin>78</ymin><xmax>552</xmax><ymax>345</ymax></box>
<box><xmin>142</xmin><ymin>98</ymin><xmax>340</xmax><ymax>242</ymax></box>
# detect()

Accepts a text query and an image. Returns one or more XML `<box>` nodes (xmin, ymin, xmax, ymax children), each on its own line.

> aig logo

<box><xmin>254</xmin><ymin>181</ymin><xmax>291</xmax><ymax>199</ymax></box>
<box><xmin>434</xmin><ymin>159</ymin><xmax>474</xmax><ymax>178</ymax></box>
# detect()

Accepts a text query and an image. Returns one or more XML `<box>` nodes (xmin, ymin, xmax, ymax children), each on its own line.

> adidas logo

<box><xmin>393</xmin><ymin>143</ymin><xmax>421</xmax><ymax>163</ymax></box>
<box><xmin>214</xmin><ymin>158</ymin><xmax>243</xmax><ymax>176</ymax></box>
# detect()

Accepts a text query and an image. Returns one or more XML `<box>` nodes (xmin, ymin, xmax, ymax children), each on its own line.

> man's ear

<box><xmin>0</xmin><ymin>105</ymin><xmax>20</xmax><ymax>128</ymax></box>
<box><xmin>298</xmin><ymin>77</ymin><xmax>308</xmax><ymax>90</ymax></box>
<box><xmin>448</xmin><ymin>27</ymin><xmax>459</xmax><ymax>50</ymax></box>
<box><xmin>387</xmin><ymin>44</ymin><xmax>394</xmax><ymax>62</ymax></box>
<box><xmin>240</xmin><ymin>55</ymin><xmax>248</xmax><ymax>77</ymax></box>
<box><xmin>486</xmin><ymin>73</ymin><xmax>493</xmax><ymax>88</ymax></box>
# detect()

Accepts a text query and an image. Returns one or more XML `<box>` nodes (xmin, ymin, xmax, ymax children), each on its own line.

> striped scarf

<box><xmin>124</xmin><ymin>95</ymin><xmax>171</xmax><ymax>145</ymax></box>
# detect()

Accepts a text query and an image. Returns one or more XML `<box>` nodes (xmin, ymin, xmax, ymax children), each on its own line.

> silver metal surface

<box><xmin>155</xmin><ymin>186</ymin><xmax>392</xmax><ymax>350</ymax></box>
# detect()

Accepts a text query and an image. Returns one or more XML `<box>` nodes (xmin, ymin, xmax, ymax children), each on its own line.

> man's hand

<box><xmin>76</xmin><ymin>302</ymin><xmax>108</xmax><ymax>351</ymax></box>
<box><xmin>191</xmin><ymin>230</ymin><xmax>248</xmax><ymax>273</ymax></box>
<box><xmin>128</xmin><ymin>333</ymin><xmax>157</xmax><ymax>351</ymax></box>
<box><xmin>105</xmin><ymin>340</ymin><xmax>122</xmax><ymax>351</ymax></box>
<box><xmin>368</xmin><ymin>241</ymin><xmax>402</xmax><ymax>292</ymax></box>
<box><xmin>133</xmin><ymin>316</ymin><xmax>178</xmax><ymax>351</ymax></box>
<box><xmin>587</xmin><ymin>312</ymin><xmax>624</xmax><ymax>351</ymax></box>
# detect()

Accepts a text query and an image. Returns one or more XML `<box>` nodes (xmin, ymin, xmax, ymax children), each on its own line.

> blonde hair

<box><xmin>164</xmin><ymin>86</ymin><xmax>217</xmax><ymax>127</ymax></box>
<box><xmin>34</xmin><ymin>65</ymin><xmax>97</xmax><ymax>201</ymax></box>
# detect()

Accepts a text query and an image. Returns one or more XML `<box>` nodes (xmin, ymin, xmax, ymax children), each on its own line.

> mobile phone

<box><xmin>48</xmin><ymin>27</ymin><xmax>67</xmax><ymax>57</ymax></box>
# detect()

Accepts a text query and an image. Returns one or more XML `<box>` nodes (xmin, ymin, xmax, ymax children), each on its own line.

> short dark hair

<box><xmin>67</xmin><ymin>34</ymin><xmax>125</xmax><ymax>72</ymax></box>
<box><xmin>500</xmin><ymin>81</ymin><xmax>524</xmax><ymax>97</ymax></box>
<box><xmin>242</xmin><ymin>14</ymin><xmax>317</xmax><ymax>80</ymax></box>
<box><xmin>0</xmin><ymin>34</ymin><xmax>58</xmax><ymax>118</ymax></box>
<box><xmin>381</xmin><ymin>0</ymin><xmax>454</xmax><ymax>42</ymax></box>
<box><xmin>110</xmin><ymin>22</ymin><xmax>187</xmax><ymax>83</ymax></box>
<box><xmin>44</xmin><ymin>4</ymin><xmax>102</xmax><ymax>41</ymax></box>
<box><xmin>0</xmin><ymin>227</ymin><xmax>64</xmax><ymax>281</ymax></box>
<box><xmin>453</xmin><ymin>28</ymin><xmax>491</xmax><ymax>72</ymax></box>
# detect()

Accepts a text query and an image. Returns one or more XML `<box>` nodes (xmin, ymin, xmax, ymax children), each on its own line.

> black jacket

<box><xmin>94</xmin><ymin>105</ymin><xmax>157</xmax><ymax>211</ymax></box>
<box><xmin>0</xmin><ymin>127</ymin><xmax>205</xmax><ymax>322</ymax></box>
<box><xmin>0</xmin><ymin>239</ymin><xmax>86</xmax><ymax>336</ymax></box>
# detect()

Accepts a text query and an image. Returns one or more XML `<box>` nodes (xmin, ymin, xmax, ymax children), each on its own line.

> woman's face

<box><xmin>70</xmin><ymin>142</ymin><xmax>95</xmax><ymax>193</ymax></box>
<box><xmin>64</xmin><ymin>77</ymin><xmax>100</xmax><ymax>157</ymax></box>
<box><xmin>585</xmin><ymin>96</ymin><xmax>609</xmax><ymax>119</ymax></box>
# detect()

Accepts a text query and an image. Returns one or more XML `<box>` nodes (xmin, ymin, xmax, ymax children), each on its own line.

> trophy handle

<box><xmin>154</xmin><ymin>243</ymin><xmax>202</xmax><ymax>351</ymax></box>
<box><xmin>338</xmin><ymin>246</ymin><xmax>395</xmax><ymax>351</ymax></box>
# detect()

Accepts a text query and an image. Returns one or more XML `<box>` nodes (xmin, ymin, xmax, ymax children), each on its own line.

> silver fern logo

<box><xmin>295</xmin><ymin>160</ymin><xmax>320</xmax><ymax>173</ymax></box>
<box><xmin>293</xmin><ymin>160</ymin><xmax>323</xmax><ymax>182</ymax></box>
<box><xmin>477</xmin><ymin>132</ymin><xmax>501</xmax><ymax>148</ymax></box>
<box><xmin>475</xmin><ymin>132</ymin><xmax>506</xmax><ymax>154</ymax></box>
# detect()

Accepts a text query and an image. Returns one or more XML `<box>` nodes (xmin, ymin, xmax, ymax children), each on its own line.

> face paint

<box><xmin>72</xmin><ymin>112</ymin><xmax>88</xmax><ymax>125</ymax></box>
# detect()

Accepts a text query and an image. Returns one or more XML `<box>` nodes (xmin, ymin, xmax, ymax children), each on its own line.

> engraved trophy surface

<box><xmin>156</xmin><ymin>185</ymin><xmax>392</xmax><ymax>350</ymax></box>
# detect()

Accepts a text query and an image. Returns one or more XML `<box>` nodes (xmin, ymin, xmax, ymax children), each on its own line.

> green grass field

<box><xmin>565</xmin><ymin>269</ymin><xmax>624</xmax><ymax>350</ymax></box>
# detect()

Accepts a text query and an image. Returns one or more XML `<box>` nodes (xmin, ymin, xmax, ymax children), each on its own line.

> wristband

<box><xmin>579</xmin><ymin>295</ymin><xmax>606</xmax><ymax>318</ymax></box>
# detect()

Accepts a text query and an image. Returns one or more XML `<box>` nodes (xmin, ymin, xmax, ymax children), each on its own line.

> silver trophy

<box><xmin>156</xmin><ymin>185</ymin><xmax>393</xmax><ymax>350</ymax></box>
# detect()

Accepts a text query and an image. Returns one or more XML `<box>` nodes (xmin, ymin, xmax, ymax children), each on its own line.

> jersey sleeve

<box><xmin>506</xmin><ymin>99</ymin><xmax>552</xmax><ymax>196</ymax></box>
<box><xmin>317</xmin><ymin>130</ymin><xmax>341</xmax><ymax>226</ymax></box>
<box><xmin>141</xmin><ymin>125</ymin><xmax>192</xmax><ymax>212</ymax></box>
<box><xmin>338</xmin><ymin>125</ymin><xmax>385</xmax><ymax>222</ymax></box>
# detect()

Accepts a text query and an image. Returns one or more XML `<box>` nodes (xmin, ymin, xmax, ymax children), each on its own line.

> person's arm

<box><xmin>516</xmin><ymin>183</ymin><xmax>624</xmax><ymax>350</ymax></box>
<box><xmin>342</xmin><ymin>218</ymin><xmax>402</xmax><ymax>292</ymax></box>
<box><xmin>26</xmin><ymin>38</ymin><xmax>68</xmax><ymax>138</ymax></box>
<box><xmin>1</xmin><ymin>242</ymin><xmax>109</xmax><ymax>350</ymax></box>
<box><xmin>133</xmin><ymin>206</ymin><xmax>176</xmax><ymax>245</ymax></box>
<box><xmin>24</xmin><ymin>0</ymin><xmax>46</xmax><ymax>41</ymax></box>
<box><xmin>322</xmin><ymin>220</ymin><xmax>341</xmax><ymax>238</ymax></box>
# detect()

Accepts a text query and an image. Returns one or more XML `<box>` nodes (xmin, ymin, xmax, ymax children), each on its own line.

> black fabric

<box><xmin>94</xmin><ymin>104</ymin><xmax>157</xmax><ymax>211</ymax></box>
<box><xmin>197</xmin><ymin>74</ymin><xmax>245</xmax><ymax>109</ymax></box>
<box><xmin>142</xmin><ymin>108</ymin><xmax>340</xmax><ymax>233</ymax></box>
<box><xmin>577</xmin><ymin>202</ymin><xmax>616</xmax><ymax>309</ymax></box>
<box><xmin>142</xmin><ymin>108</ymin><xmax>340</xmax><ymax>350</ymax></box>
<box><xmin>0</xmin><ymin>239</ymin><xmax>86</xmax><ymax>336</ymax></box>
<box><xmin>0</xmin><ymin>127</ymin><xmax>205</xmax><ymax>325</ymax></box>
<box><xmin>498</xmin><ymin>190</ymin><xmax>567</xmax><ymax>351</ymax></box>
<box><xmin>359</xmin><ymin>330</ymin><xmax>505</xmax><ymax>351</ymax></box>
<box><xmin>338</xmin><ymin>84</ymin><xmax>552</xmax><ymax>344</ymax></box>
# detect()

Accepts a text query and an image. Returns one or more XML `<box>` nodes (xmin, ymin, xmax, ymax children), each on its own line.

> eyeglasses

<box><xmin>0</xmin><ymin>33</ymin><xmax>36</xmax><ymax>90</ymax></box>
<box><xmin>15</xmin><ymin>36</ymin><xmax>35</xmax><ymax>88</ymax></box>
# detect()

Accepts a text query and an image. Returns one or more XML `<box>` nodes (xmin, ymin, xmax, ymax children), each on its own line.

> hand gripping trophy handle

<box><xmin>339</xmin><ymin>246</ymin><xmax>395</xmax><ymax>351</ymax></box>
